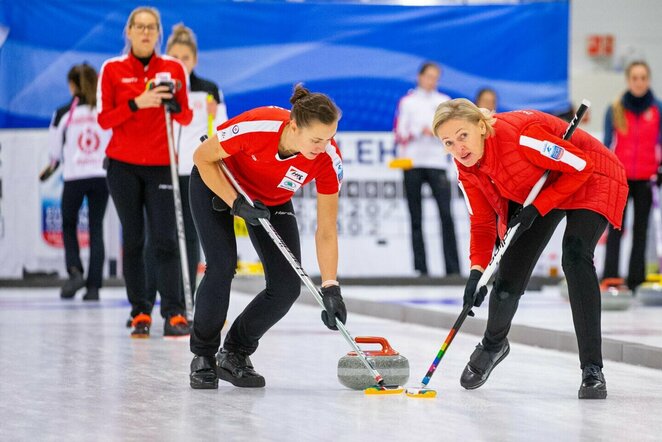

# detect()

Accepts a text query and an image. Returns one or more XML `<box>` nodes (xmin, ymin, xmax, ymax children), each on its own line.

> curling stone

<box><xmin>637</xmin><ymin>274</ymin><xmax>662</xmax><ymax>306</ymax></box>
<box><xmin>599</xmin><ymin>278</ymin><xmax>633</xmax><ymax>311</ymax></box>
<box><xmin>337</xmin><ymin>337</ymin><xmax>409</xmax><ymax>390</ymax></box>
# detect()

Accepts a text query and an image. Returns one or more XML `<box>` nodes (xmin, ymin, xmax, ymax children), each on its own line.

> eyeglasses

<box><xmin>132</xmin><ymin>23</ymin><xmax>159</xmax><ymax>33</ymax></box>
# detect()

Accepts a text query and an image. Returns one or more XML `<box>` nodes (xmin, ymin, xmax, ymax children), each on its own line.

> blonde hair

<box><xmin>612</xmin><ymin>60</ymin><xmax>651</xmax><ymax>133</ymax></box>
<box><xmin>166</xmin><ymin>23</ymin><xmax>198</xmax><ymax>57</ymax></box>
<box><xmin>433</xmin><ymin>98</ymin><xmax>496</xmax><ymax>138</ymax></box>
<box><xmin>123</xmin><ymin>6</ymin><xmax>163</xmax><ymax>55</ymax></box>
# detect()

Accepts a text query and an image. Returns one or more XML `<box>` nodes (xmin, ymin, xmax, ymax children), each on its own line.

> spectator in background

<box><xmin>475</xmin><ymin>88</ymin><xmax>498</xmax><ymax>112</ymax></box>
<box><xmin>145</xmin><ymin>23</ymin><xmax>228</xmax><ymax>305</ymax></box>
<box><xmin>602</xmin><ymin>60</ymin><xmax>662</xmax><ymax>291</ymax></box>
<box><xmin>47</xmin><ymin>64</ymin><xmax>110</xmax><ymax>301</ymax></box>
<box><xmin>97</xmin><ymin>6</ymin><xmax>192</xmax><ymax>338</ymax></box>
<box><xmin>394</xmin><ymin>62</ymin><xmax>460</xmax><ymax>277</ymax></box>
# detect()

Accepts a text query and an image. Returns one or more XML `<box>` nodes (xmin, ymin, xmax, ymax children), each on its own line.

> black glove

<box><xmin>506</xmin><ymin>204</ymin><xmax>540</xmax><ymax>244</ymax></box>
<box><xmin>463</xmin><ymin>269</ymin><xmax>487</xmax><ymax>317</ymax></box>
<box><xmin>38</xmin><ymin>161</ymin><xmax>60</xmax><ymax>182</ymax></box>
<box><xmin>320</xmin><ymin>285</ymin><xmax>347</xmax><ymax>330</ymax></box>
<box><xmin>230</xmin><ymin>194</ymin><xmax>270</xmax><ymax>226</ymax></box>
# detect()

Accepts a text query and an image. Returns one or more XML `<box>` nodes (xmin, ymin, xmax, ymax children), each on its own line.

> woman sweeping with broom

<box><xmin>188</xmin><ymin>84</ymin><xmax>347</xmax><ymax>390</ymax></box>
<box><xmin>433</xmin><ymin>99</ymin><xmax>627</xmax><ymax>399</ymax></box>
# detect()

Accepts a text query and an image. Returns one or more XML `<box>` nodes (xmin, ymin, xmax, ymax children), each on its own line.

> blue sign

<box><xmin>0</xmin><ymin>1</ymin><xmax>569</xmax><ymax>130</ymax></box>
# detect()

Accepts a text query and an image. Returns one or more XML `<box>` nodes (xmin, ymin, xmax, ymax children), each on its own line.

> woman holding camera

<box><xmin>97</xmin><ymin>6</ymin><xmax>192</xmax><ymax>338</ymax></box>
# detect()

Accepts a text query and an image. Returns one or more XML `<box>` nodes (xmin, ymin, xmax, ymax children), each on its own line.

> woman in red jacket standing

<box><xmin>433</xmin><ymin>99</ymin><xmax>627</xmax><ymax>399</ymax></box>
<box><xmin>603</xmin><ymin>61</ymin><xmax>662</xmax><ymax>290</ymax></box>
<box><xmin>97</xmin><ymin>6</ymin><xmax>192</xmax><ymax>338</ymax></box>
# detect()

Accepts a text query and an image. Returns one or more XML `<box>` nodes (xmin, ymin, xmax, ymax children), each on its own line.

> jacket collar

<box><xmin>128</xmin><ymin>50</ymin><xmax>155</xmax><ymax>72</ymax></box>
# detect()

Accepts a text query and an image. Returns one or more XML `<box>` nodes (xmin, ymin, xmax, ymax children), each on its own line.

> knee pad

<box><xmin>492</xmin><ymin>278</ymin><xmax>523</xmax><ymax>301</ymax></box>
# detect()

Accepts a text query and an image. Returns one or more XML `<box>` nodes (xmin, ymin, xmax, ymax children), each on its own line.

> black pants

<box><xmin>404</xmin><ymin>168</ymin><xmax>460</xmax><ymax>275</ymax></box>
<box><xmin>61</xmin><ymin>177</ymin><xmax>109</xmax><ymax>289</ymax></box>
<box><xmin>603</xmin><ymin>179</ymin><xmax>651</xmax><ymax>289</ymax></box>
<box><xmin>106</xmin><ymin>159</ymin><xmax>185</xmax><ymax>319</ymax></box>
<box><xmin>482</xmin><ymin>209</ymin><xmax>608</xmax><ymax>369</ymax></box>
<box><xmin>145</xmin><ymin>175</ymin><xmax>200</xmax><ymax>304</ymax></box>
<box><xmin>189</xmin><ymin>166</ymin><xmax>302</xmax><ymax>357</ymax></box>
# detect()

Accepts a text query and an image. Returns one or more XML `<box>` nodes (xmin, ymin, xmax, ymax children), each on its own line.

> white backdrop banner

<box><xmin>0</xmin><ymin>129</ymin><xmax>121</xmax><ymax>278</ymax></box>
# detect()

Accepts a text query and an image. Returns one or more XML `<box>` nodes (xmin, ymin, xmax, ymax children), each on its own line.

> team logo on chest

<box><xmin>277</xmin><ymin>166</ymin><xmax>308</xmax><ymax>192</ymax></box>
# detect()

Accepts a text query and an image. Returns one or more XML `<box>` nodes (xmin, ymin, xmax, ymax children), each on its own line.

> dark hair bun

<box><xmin>289</xmin><ymin>83</ymin><xmax>310</xmax><ymax>105</ymax></box>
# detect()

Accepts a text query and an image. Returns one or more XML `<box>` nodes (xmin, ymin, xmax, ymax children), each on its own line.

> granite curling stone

<box><xmin>337</xmin><ymin>336</ymin><xmax>409</xmax><ymax>390</ymax></box>
<box><xmin>599</xmin><ymin>278</ymin><xmax>633</xmax><ymax>311</ymax></box>
<box><xmin>637</xmin><ymin>274</ymin><xmax>662</xmax><ymax>306</ymax></box>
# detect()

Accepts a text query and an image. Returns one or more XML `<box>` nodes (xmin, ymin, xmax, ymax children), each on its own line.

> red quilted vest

<box><xmin>458</xmin><ymin>110</ymin><xmax>628</xmax><ymax>268</ymax></box>
<box><xmin>611</xmin><ymin>105</ymin><xmax>660</xmax><ymax>180</ymax></box>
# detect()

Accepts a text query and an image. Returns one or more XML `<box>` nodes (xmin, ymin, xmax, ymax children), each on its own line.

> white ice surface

<box><xmin>1</xmin><ymin>287</ymin><xmax>661</xmax><ymax>441</ymax></box>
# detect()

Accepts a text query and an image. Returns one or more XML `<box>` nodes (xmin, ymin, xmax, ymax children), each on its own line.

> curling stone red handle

<box><xmin>354</xmin><ymin>336</ymin><xmax>397</xmax><ymax>355</ymax></box>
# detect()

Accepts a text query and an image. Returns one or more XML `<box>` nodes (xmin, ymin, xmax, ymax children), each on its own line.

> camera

<box><xmin>151</xmin><ymin>73</ymin><xmax>181</xmax><ymax>113</ymax></box>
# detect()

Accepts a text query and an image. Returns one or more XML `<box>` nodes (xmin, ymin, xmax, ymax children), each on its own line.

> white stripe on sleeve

<box><xmin>519</xmin><ymin>135</ymin><xmax>586</xmax><ymax>171</ymax></box>
<box><xmin>217</xmin><ymin>120</ymin><xmax>282</xmax><ymax>143</ymax></box>
<box><xmin>458</xmin><ymin>180</ymin><xmax>473</xmax><ymax>215</ymax></box>
<box><xmin>324</xmin><ymin>143</ymin><xmax>343</xmax><ymax>190</ymax></box>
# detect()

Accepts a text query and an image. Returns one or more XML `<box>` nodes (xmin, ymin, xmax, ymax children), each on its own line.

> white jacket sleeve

<box><xmin>46</xmin><ymin>111</ymin><xmax>66</xmax><ymax>163</ymax></box>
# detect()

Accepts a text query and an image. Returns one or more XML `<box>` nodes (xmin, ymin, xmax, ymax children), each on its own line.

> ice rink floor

<box><xmin>2</xmin><ymin>286</ymin><xmax>662</xmax><ymax>441</ymax></box>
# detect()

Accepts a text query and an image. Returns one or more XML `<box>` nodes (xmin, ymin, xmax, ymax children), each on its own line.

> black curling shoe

<box><xmin>61</xmin><ymin>268</ymin><xmax>85</xmax><ymax>299</ymax></box>
<box><xmin>216</xmin><ymin>349</ymin><xmax>265</xmax><ymax>388</ymax></box>
<box><xmin>578</xmin><ymin>364</ymin><xmax>607</xmax><ymax>399</ymax></box>
<box><xmin>460</xmin><ymin>339</ymin><xmax>510</xmax><ymax>390</ymax></box>
<box><xmin>82</xmin><ymin>287</ymin><xmax>99</xmax><ymax>301</ymax></box>
<box><xmin>190</xmin><ymin>355</ymin><xmax>219</xmax><ymax>390</ymax></box>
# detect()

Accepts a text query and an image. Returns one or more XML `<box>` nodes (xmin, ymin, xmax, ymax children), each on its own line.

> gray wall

<box><xmin>570</xmin><ymin>0</ymin><xmax>662</xmax><ymax>134</ymax></box>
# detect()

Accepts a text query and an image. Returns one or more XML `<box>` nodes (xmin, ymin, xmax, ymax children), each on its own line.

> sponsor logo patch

<box><xmin>277</xmin><ymin>177</ymin><xmax>302</xmax><ymax>192</ymax></box>
<box><xmin>332</xmin><ymin>157</ymin><xmax>344</xmax><ymax>182</ymax></box>
<box><xmin>285</xmin><ymin>166</ymin><xmax>308</xmax><ymax>184</ymax></box>
<box><xmin>541</xmin><ymin>141</ymin><xmax>564</xmax><ymax>161</ymax></box>
<box><xmin>121</xmin><ymin>77</ymin><xmax>138</xmax><ymax>83</ymax></box>
<box><xmin>232</xmin><ymin>125</ymin><xmax>239</xmax><ymax>134</ymax></box>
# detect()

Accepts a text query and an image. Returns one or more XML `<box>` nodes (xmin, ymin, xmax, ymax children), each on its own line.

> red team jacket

<box><xmin>97</xmin><ymin>52</ymin><xmax>192</xmax><ymax>165</ymax></box>
<box><xmin>458</xmin><ymin>110</ymin><xmax>628</xmax><ymax>269</ymax></box>
<box><xmin>216</xmin><ymin>107</ymin><xmax>343</xmax><ymax>206</ymax></box>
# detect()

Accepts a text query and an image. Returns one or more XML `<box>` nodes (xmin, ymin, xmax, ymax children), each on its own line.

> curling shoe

<box><xmin>130</xmin><ymin>313</ymin><xmax>151</xmax><ymax>339</ymax></box>
<box><xmin>460</xmin><ymin>339</ymin><xmax>510</xmax><ymax>390</ymax></box>
<box><xmin>190</xmin><ymin>355</ymin><xmax>218</xmax><ymax>389</ymax></box>
<box><xmin>82</xmin><ymin>287</ymin><xmax>99</xmax><ymax>301</ymax></box>
<box><xmin>216</xmin><ymin>349</ymin><xmax>265</xmax><ymax>388</ymax></box>
<box><xmin>578</xmin><ymin>364</ymin><xmax>607</xmax><ymax>399</ymax></box>
<box><xmin>60</xmin><ymin>268</ymin><xmax>85</xmax><ymax>299</ymax></box>
<box><xmin>164</xmin><ymin>314</ymin><xmax>190</xmax><ymax>338</ymax></box>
